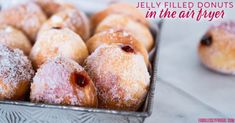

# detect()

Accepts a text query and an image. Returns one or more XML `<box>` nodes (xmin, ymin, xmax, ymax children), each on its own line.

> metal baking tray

<box><xmin>0</xmin><ymin>1</ymin><xmax>162</xmax><ymax>123</ymax></box>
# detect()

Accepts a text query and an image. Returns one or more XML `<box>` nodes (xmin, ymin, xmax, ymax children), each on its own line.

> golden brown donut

<box><xmin>84</xmin><ymin>44</ymin><xmax>150</xmax><ymax>111</ymax></box>
<box><xmin>30</xmin><ymin>57</ymin><xmax>97</xmax><ymax>107</ymax></box>
<box><xmin>96</xmin><ymin>14</ymin><xmax>153</xmax><ymax>51</ymax></box>
<box><xmin>86</xmin><ymin>29</ymin><xmax>149</xmax><ymax>65</ymax></box>
<box><xmin>90</xmin><ymin>3</ymin><xmax>149</xmax><ymax>31</ymax></box>
<box><xmin>33</xmin><ymin>0</ymin><xmax>75</xmax><ymax>17</ymax></box>
<box><xmin>198</xmin><ymin>21</ymin><xmax>235</xmax><ymax>74</ymax></box>
<box><xmin>38</xmin><ymin>8</ymin><xmax>90</xmax><ymax>40</ymax></box>
<box><xmin>30</xmin><ymin>28</ymin><xmax>89</xmax><ymax>69</ymax></box>
<box><xmin>0</xmin><ymin>25</ymin><xmax>32</xmax><ymax>55</ymax></box>
<box><xmin>0</xmin><ymin>2</ymin><xmax>47</xmax><ymax>42</ymax></box>
<box><xmin>0</xmin><ymin>44</ymin><xmax>35</xmax><ymax>100</ymax></box>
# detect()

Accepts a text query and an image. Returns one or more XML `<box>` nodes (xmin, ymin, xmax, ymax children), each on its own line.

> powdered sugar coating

<box><xmin>0</xmin><ymin>25</ymin><xmax>32</xmax><ymax>55</ymax></box>
<box><xmin>96</xmin><ymin>14</ymin><xmax>153</xmax><ymax>51</ymax></box>
<box><xmin>51</xmin><ymin>15</ymin><xmax>63</xmax><ymax>24</ymax></box>
<box><xmin>86</xmin><ymin>29</ymin><xmax>149</xmax><ymax>65</ymax></box>
<box><xmin>213</xmin><ymin>21</ymin><xmax>235</xmax><ymax>34</ymax></box>
<box><xmin>38</xmin><ymin>8</ymin><xmax>90</xmax><ymax>40</ymax></box>
<box><xmin>0</xmin><ymin>44</ymin><xmax>34</xmax><ymax>99</ymax></box>
<box><xmin>199</xmin><ymin>21</ymin><xmax>235</xmax><ymax>74</ymax></box>
<box><xmin>91</xmin><ymin>3</ymin><xmax>149</xmax><ymax>31</ymax></box>
<box><xmin>33</xmin><ymin>0</ymin><xmax>74</xmax><ymax>16</ymax></box>
<box><xmin>0</xmin><ymin>2</ymin><xmax>47</xmax><ymax>41</ymax></box>
<box><xmin>30</xmin><ymin>57</ymin><xmax>97</xmax><ymax>107</ymax></box>
<box><xmin>84</xmin><ymin>44</ymin><xmax>150</xmax><ymax>111</ymax></box>
<box><xmin>30</xmin><ymin>28</ymin><xmax>89</xmax><ymax>69</ymax></box>
<box><xmin>0</xmin><ymin>44</ymin><xmax>34</xmax><ymax>84</ymax></box>
<box><xmin>4</xmin><ymin>26</ymin><xmax>14</xmax><ymax>33</ymax></box>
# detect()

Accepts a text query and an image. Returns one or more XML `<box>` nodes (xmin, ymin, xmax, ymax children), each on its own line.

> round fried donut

<box><xmin>90</xmin><ymin>3</ymin><xmax>149</xmax><ymax>31</ymax></box>
<box><xmin>38</xmin><ymin>8</ymin><xmax>90</xmax><ymax>40</ymax></box>
<box><xmin>86</xmin><ymin>29</ymin><xmax>149</xmax><ymax>65</ymax></box>
<box><xmin>198</xmin><ymin>21</ymin><xmax>235</xmax><ymax>74</ymax></box>
<box><xmin>0</xmin><ymin>25</ymin><xmax>32</xmax><ymax>55</ymax></box>
<box><xmin>0</xmin><ymin>44</ymin><xmax>34</xmax><ymax>100</ymax></box>
<box><xmin>33</xmin><ymin>0</ymin><xmax>75</xmax><ymax>17</ymax></box>
<box><xmin>84</xmin><ymin>44</ymin><xmax>150</xmax><ymax>111</ymax></box>
<box><xmin>96</xmin><ymin>14</ymin><xmax>153</xmax><ymax>52</ymax></box>
<box><xmin>30</xmin><ymin>28</ymin><xmax>89</xmax><ymax>69</ymax></box>
<box><xmin>0</xmin><ymin>2</ymin><xmax>47</xmax><ymax>42</ymax></box>
<box><xmin>30</xmin><ymin>57</ymin><xmax>97</xmax><ymax>107</ymax></box>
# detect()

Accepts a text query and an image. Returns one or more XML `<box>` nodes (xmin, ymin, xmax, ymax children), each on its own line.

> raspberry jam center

<box><xmin>70</xmin><ymin>72</ymin><xmax>88</xmax><ymax>87</ymax></box>
<box><xmin>201</xmin><ymin>35</ymin><xmax>212</xmax><ymax>46</ymax></box>
<box><xmin>121</xmin><ymin>45</ymin><xmax>135</xmax><ymax>53</ymax></box>
<box><xmin>52</xmin><ymin>26</ymin><xmax>62</xmax><ymax>29</ymax></box>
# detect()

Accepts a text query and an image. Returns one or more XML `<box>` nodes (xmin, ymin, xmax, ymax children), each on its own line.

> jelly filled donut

<box><xmin>198</xmin><ymin>21</ymin><xmax>235</xmax><ymax>74</ymax></box>
<box><xmin>0</xmin><ymin>25</ymin><xmax>32</xmax><ymax>55</ymax></box>
<box><xmin>39</xmin><ymin>8</ymin><xmax>90</xmax><ymax>40</ymax></box>
<box><xmin>0</xmin><ymin>2</ymin><xmax>47</xmax><ymax>42</ymax></box>
<box><xmin>84</xmin><ymin>44</ymin><xmax>150</xmax><ymax>111</ymax></box>
<box><xmin>0</xmin><ymin>44</ymin><xmax>34</xmax><ymax>100</ymax></box>
<box><xmin>30</xmin><ymin>28</ymin><xmax>89</xmax><ymax>69</ymax></box>
<box><xmin>30</xmin><ymin>57</ymin><xmax>97</xmax><ymax>107</ymax></box>
<box><xmin>86</xmin><ymin>29</ymin><xmax>149</xmax><ymax>65</ymax></box>
<box><xmin>90</xmin><ymin>3</ymin><xmax>149</xmax><ymax>31</ymax></box>
<box><xmin>34</xmin><ymin>0</ymin><xmax>75</xmax><ymax>17</ymax></box>
<box><xmin>96</xmin><ymin>14</ymin><xmax>153</xmax><ymax>52</ymax></box>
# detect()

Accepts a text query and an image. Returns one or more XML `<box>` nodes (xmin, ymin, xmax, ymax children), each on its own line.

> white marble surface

<box><xmin>146</xmin><ymin>10</ymin><xmax>235</xmax><ymax>123</ymax></box>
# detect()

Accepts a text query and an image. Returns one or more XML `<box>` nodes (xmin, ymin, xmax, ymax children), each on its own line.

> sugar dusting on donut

<box><xmin>23</xmin><ymin>2</ymin><xmax>46</xmax><ymax>29</ymax></box>
<box><xmin>32</xmin><ymin>57</ymin><xmax>82</xmax><ymax>104</ymax></box>
<box><xmin>84</xmin><ymin>44</ymin><xmax>150</xmax><ymax>110</ymax></box>
<box><xmin>51</xmin><ymin>15</ymin><xmax>63</xmax><ymax>24</ymax></box>
<box><xmin>0</xmin><ymin>2</ymin><xmax>47</xmax><ymax>41</ymax></box>
<box><xmin>215</xmin><ymin>21</ymin><xmax>235</xmax><ymax>34</ymax></box>
<box><xmin>0</xmin><ymin>44</ymin><xmax>34</xmax><ymax>85</ymax></box>
<box><xmin>31</xmin><ymin>57</ymin><xmax>97</xmax><ymax>106</ymax></box>
<box><xmin>4</xmin><ymin>26</ymin><xmax>14</xmax><ymax>33</ymax></box>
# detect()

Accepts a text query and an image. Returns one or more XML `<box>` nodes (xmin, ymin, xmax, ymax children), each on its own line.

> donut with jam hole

<box><xmin>96</xmin><ymin>14</ymin><xmax>153</xmax><ymax>52</ymax></box>
<box><xmin>30</xmin><ymin>57</ymin><xmax>97</xmax><ymax>107</ymax></box>
<box><xmin>198</xmin><ymin>21</ymin><xmax>235</xmax><ymax>74</ymax></box>
<box><xmin>84</xmin><ymin>44</ymin><xmax>150</xmax><ymax>111</ymax></box>
<box><xmin>86</xmin><ymin>29</ymin><xmax>149</xmax><ymax>65</ymax></box>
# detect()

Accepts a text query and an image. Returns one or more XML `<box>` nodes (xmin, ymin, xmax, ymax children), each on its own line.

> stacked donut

<box><xmin>0</xmin><ymin>0</ymin><xmax>154</xmax><ymax>111</ymax></box>
<box><xmin>85</xmin><ymin>3</ymin><xmax>154</xmax><ymax>110</ymax></box>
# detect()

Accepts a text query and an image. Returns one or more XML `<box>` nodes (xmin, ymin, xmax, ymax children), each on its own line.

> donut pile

<box><xmin>0</xmin><ymin>0</ymin><xmax>154</xmax><ymax>111</ymax></box>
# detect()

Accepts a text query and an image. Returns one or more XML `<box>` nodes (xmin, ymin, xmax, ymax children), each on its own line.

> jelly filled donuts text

<box><xmin>136</xmin><ymin>1</ymin><xmax>234</xmax><ymax>21</ymax></box>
